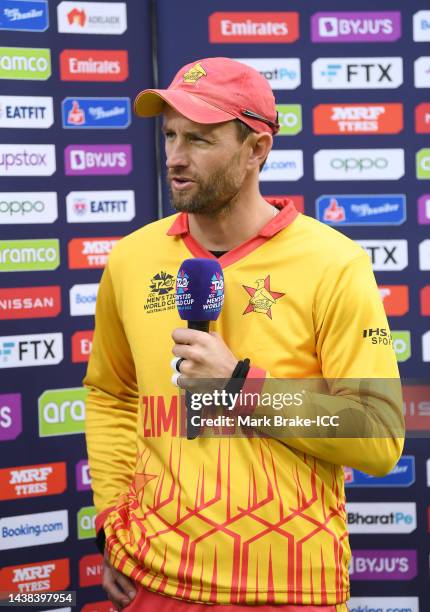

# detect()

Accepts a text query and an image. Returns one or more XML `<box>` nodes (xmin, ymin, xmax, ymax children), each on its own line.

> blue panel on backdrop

<box><xmin>345</xmin><ymin>456</ymin><xmax>416</xmax><ymax>487</ymax></box>
<box><xmin>62</xmin><ymin>97</ymin><xmax>131</xmax><ymax>129</ymax></box>
<box><xmin>0</xmin><ymin>0</ymin><xmax>49</xmax><ymax>32</ymax></box>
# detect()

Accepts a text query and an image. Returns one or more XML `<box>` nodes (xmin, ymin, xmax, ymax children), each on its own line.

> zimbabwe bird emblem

<box><xmin>242</xmin><ymin>275</ymin><xmax>285</xmax><ymax>319</ymax></box>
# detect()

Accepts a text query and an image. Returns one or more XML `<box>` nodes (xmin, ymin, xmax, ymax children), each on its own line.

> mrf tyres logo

<box><xmin>0</xmin><ymin>333</ymin><xmax>63</xmax><ymax>369</ymax></box>
<box><xmin>68</xmin><ymin>237</ymin><xmax>120</xmax><ymax>269</ymax></box>
<box><xmin>0</xmin><ymin>557</ymin><xmax>70</xmax><ymax>594</ymax></box>
<box><xmin>144</xmin><ymin>271</ymin><xmax>176</xmax><ymax>314</ymax></box>
<box><xmin>38</xmin><ymin>387</ymin><xmax>88</xmax><ymax>437</ymax></box>
<box><xmin>313</xmin><ymin>103</ymin><xmax>403</xmax><ymax>135</ymax></box>
<box><xmin>0</xmin><ymin>510</ymin><xmax>68</xmax><ymax>550</ymax></box>
<box><xmin>0</xmin><ymin>462</ymin><xmax>66</xmax><ymax>500</ymax></box>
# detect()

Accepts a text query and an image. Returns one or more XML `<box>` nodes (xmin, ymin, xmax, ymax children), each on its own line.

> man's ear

<box><xmin>246</xmin><ymin>132</ymin><xmax>273</xmax><ymax>171</ymax></box>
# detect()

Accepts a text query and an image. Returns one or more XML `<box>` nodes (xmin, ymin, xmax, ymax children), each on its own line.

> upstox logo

<box><xmin>0</xmin><ymin>145</ymin><xmax>56</xmax><ymax>177</ymax></box>
<box><xmin>77</xmin><ymin>506</ymin><xmax>96</xmax><ymax>540</ymax></box>
<box><xmin>0</xmin><ymin>239</ymin><xmax>59</xmax><ymax>272</ymax></box>
<box><xmin>0</xmin><ymin>47</ymin><xmax>51</xmax><ymax>80</ymax></box>
<box><xmin>38</xmin><ymin>387</ymin><xmax>88</xmax><ymax>437</ymax></box>
<box><xmin>276</xmin><ymin>105</ymin><xmax>302</xmax><ymax>135</ymax></box>
<box><xmin>0</xmin><ymin>333</ymin><xmax>63</xmax><ymax>369</ymax></box>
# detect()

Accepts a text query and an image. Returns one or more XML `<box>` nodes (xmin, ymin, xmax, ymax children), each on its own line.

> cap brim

<box><xmin>134</xmin><ymin>89</ymin><xmax>235</xmax><ymax>124</ymax></box>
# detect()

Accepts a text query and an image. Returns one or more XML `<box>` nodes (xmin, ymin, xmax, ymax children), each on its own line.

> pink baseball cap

<box><xmin>134</xmin><ymin>57</ymin><xmax>279</xmax><ymax>135</ymax></box>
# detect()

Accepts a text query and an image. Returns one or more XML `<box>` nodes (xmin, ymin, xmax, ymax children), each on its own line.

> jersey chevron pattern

<box><xmin>84</xmin><ymin>200</ymin><xmax>403</xmax><ymax>606</ymax></box>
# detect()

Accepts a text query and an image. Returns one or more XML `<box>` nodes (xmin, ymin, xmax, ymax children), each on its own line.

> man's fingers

<box><xmin>113</xmin><ymin>568</ymin><xmax>136</xmax><ymax>599</ymax></box>
<box><xmin>172</xmin><ymin>327</ymin><xmax>206</xmax><ymax>345</ymax></box>
<box><xmin>103</xmin><ymin>569</ymin><xmax>131</xmax><ymax>609</ymax></box>
<box><xmin>172</xmin><ymin>343</ymin><xmax>196</xmax><ymax>360</ymax></box>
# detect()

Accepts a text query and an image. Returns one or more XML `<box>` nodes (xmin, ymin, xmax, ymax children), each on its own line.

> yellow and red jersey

<box><xmin>84</xmin><ymin>199</ymin><xmax>403</xmax><ymax>606</ymax></box>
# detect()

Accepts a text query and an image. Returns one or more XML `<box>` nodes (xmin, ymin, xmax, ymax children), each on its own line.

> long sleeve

<box><xmin>83</xmin><ymin>261</ymin><xmax>139</xmax><ymax>529</ymax></box>
<box><xmin>245</xmin><ymin>253</ymin><xmax>405</xmax><ymax>476</ymax></box>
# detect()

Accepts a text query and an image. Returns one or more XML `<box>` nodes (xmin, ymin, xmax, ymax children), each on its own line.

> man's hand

<box><xmin>102</xmin><ymin>550</ymin><xmax>136</xmax><ymax>611</ymax></box>
<box><xmin>172</xmin><ymin>328</ymin><xmax>237</xmax><ymax>389</ymax></box>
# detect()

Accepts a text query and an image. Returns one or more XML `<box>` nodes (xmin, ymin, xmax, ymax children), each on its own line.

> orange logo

<box><xmin>0</xmin><ymin>286</ymin><xmax>61</xmax><ymax>320</ymax></box>
<box><xmin>0</xmin><ymin>558</ymin><xmax>69</xmax><ymax>593</ymax></box>
<box><xmin>243</xmin><ymin>275</ymin><xmax>285</xmax><ymax>319</ymax></box>
<box><xmin>313</xmin><ymin>103</ymin><xmax>403</xmax><ymax>135</ymax></box>
<box><xmin>323</xmin><ymin>198</ymin><xmax>345</xmax><ymax>222</ymax></box>
<box><xmin>0</xmin><ymin>462</ymin><xmax>67</xmax><ymax>500</ymax></box>
<box><xmin>421</xmin><ymin>285</ymin><xmax>430</xmax><ymax>315</ymax></box>
<box><xmin>378</xmin><ymin>285</ymin><xmax>409</xmax><ymax>316</ymax></box>
<box><xmin>67</xmin><ymin>8</ymin><xmax>86</xmax><ymax>26</ymax></box>
<box><xmin>72</xmin><ymin>330</ymin><xmax>94</xmax><ymax>363</ymax></box>
<box><xmin>265</xmin><ymin>195</ymin><xmax>304</xmax><ymax>213</ymax></box>
<box><xmin>68</xmin><ymin>237</ymin><xmax>121</xmax><ymax>269</ymax></box>
<box><xmin>60</xmin><ymin>50</ymin><xmax>128</xmax><ymax>82</ymax></box>
<box><xmin>79</xmin><ymin>554</ymin><xmax>103</xmax><ymax>587</ymax></box>
<box><xmin>415</xmin><ymin>103</ymin><xmax>430</xmax><ymax>133</ymax></box>
<box><xmin>209</xmin><ymin>12</ymin><xmax>299</xmax><ymax>43</ymax></box>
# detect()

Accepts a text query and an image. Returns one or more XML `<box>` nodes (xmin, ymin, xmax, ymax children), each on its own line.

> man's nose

<box><xmin>166</xmin><ymin>141</ymin><xmax>189</xmax><ymax>169</ymax></box>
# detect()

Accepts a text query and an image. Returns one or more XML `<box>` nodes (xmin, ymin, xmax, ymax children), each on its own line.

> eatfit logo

<box><xmin>209</xmin><ymin>12</ymin><xmax>299</xmax><ymax>43</ymax></box>
<box><xmin>60</xmin><ymin>49</ymin><xmax>128</xmax><ymax>81</ymax></box>
<box><xmin>0</xmin><ymin>47</ymin><xmax>51</xmax><ymax>80</ymax></box>
<box><xmin>57</xmin><ymin>1</ymin><xmax>127</xmax><ymax>35</ymax></box>
<box><xmin>0</xmin><ymin>145</ymin><xmax>55</xmax><ymax>177</ymax></box>
<box><xmin>313</xmin><ymin>103</ymin><xmax>403</xmax><ymax>135</ymax></box>
<box><xmin>66</xmin><ymin>190</ymin><xmax>135</xmax><ymax>223</ymax></box>
<box><xmin>311</xmin><ymin>12</ymin><xmax>401</xmax><ymax>43</ymax></box>
<box><xmin>312</xmin><ymin>57</ymin><xmax>403</xmax><ymax>89</ymax></box>
<box><xmin>0</xmin><ymin>95</ymin><xmax>53</xmax><ymax>129</ymax></box>
<box><xmin>64</xmin><ymin>144</ymin><xmax>132</xmax><ymax>176</ymax></box>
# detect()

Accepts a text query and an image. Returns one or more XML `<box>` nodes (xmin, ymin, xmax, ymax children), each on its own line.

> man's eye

<box><xmin>190</xmin><ymin>135</ymin><xmax>208</xmax><ymax>143</ymax></box>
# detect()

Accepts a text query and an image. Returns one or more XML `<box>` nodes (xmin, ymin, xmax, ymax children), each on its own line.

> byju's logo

<box><xmin>314</xmin><ymin>149</ymin><xmax>404</xmax><ymax>181</ymax></box>
<box><xmin>0</xmin><ymin>333</ymin><xmax>63</xmax><ymax>369</ymax></box>
<box><xmin>413</xmin><ymin>11</ymin><xmax>430</xmax><ymax>42</ymax></box>
<box><xmin>312</xmin><ymin>57</ymin><xmax>403</xmax><ymax>89</ymax></box>
<box><xmin>311</xmin><ymin>12</ymin><xmax>401</xmax><ymax>43</ymax></box>
<box><xmin>349</xmin><ymin>550</ymin><xmax>417</xmax><ymax>581</ymax></box>
<box><xmin>313</xmin><ymin>103</ymin><xmax>403</xmax><ymax>135</ymax></box>
<box><xmin>0</xmin><ymin>239</ymin><xmax>60</xmax><ymax>272</ymax></box>
<box><xmin>0</xmin><ymin>47</ymin><xmax>51</xmax><ymax>80</ymax></box>
<box><xmin>62</xmin><ymin>97</ymin><xmax>130</xmax><ymax>129</ymax></box>
<box><xmin>209</xmin><ymin>12</ymin><xmax>299</xmax><ymax>43</ymax></box>
<box><xmin>64</xmin><ymin>144</ymin><xmax>132</xmax><ymax>176</ymax></box>
<box><xmin>0</xmin><ymin>95</ymin><xmax>53</xmax><ymax>128</ymax></box>
<box><xmin>0</xmin><ymin>192</ymin><xmax>57</xmax><ymax>224</ymax></box>
<box><xmin>316</xmin><ymin>195</ymin><xmax>406</xmax><ymax>226</ymax></box>
<box><xmin>0</xmin><ymin>145</ymin><xmax>55</xmax><ymax>177</ymax></box>
<box><xmin>347</xmin><ymin>502</ymin><xmax>416</xmax><ymax>534</ymax></box>
<box><xmin>0</xmin><ymin>394</ymin><xmax>22</xmax><ymax>441</ymax></box>
<box><xmin>68</xmin><ymin>237</ymin><xmax>120</xmax><ymax>269</ymax></box>
<box><xmin>60</xmin><ymin>49</ymin><xmax>128</xmax><ymax>82</ymax></box>
<box><xmin>236</xmin><ymin>58</ymin><xmax>300</xmax><ymax>90</ymax></box>
<box><xmin>38</xmin><ymin>388</ymin><xmax>88</xmax><ymax>437</ymax></box>
<box><xmin>76</xmin><ymin>459</ymin><xmax>91</xmax><ymax>491</ymax></box>
<box><xmin>69</xmin><ymin>284</ymin><xmax>99</xmax><ymax>316</ymax></box>
<box><xmin>261</xmin><ymin>150</ymin><xmax>303</xmax><ymax>181</ymax></box>
<box><xmin>0</xmin><ymin>510</ymin><xmax>68</xmax><ymax>550</ymax></box>
<box><xmin>0</xmin><ymin>1</ymin><xmax>48</xmax><ymax>32</ymax></box>
<box><xmin>349</xmin><ymin>597</ymin><xmax>419</xmax><ymax>612</ymax></box>
<box><xmin>418</xmin><ymin>194</ymin><xmax>430</xmax><ymax>224</ymax></box>
<box><xmin>345</xmin><ymin>456</ymin><xmax>415</xmax><ymax>487</ymax></box>
<box><xmin>276</xmin><ymin>104</ymin><xmax>302</xmax><ymax>135</ymax></box>
<box><xmin>357</xmin><ymin>240</ymin><xmax>408</xmax><ymax>271</ymax></box>
<box><xmin>57</xmin><ymin>1</ymin><xmax>127</xmax><ymax>35</ymax></box>
<box><xmin>66</xmin><ymin>190</ymin><xmax>135</xmax><ymax>223</ymax></box>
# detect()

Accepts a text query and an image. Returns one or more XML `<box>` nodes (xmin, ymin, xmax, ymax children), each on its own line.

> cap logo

<box><xmin>183</xmin><ymin>63</ymin><xmax>207</xmax><ymax>84</ymax></box>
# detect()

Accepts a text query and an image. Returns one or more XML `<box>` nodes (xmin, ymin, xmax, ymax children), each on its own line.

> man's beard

<box><xmin>167</xmin><ymin>153</ymin><xmax>244</xmax><ymax>217</ymax></box>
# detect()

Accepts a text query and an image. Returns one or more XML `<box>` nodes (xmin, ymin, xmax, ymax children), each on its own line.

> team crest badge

<box><xmin>183</xmin><ymin>62</ymin><xmax>207</xmax><ymax>83</ymax></box>
<box><xmin>242</xmin><ymin>275</ymin><xmax>285</xmax><ymax>319</ymax></box>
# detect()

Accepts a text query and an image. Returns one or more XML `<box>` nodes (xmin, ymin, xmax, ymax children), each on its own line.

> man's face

<box><xmin>163</xmin><ymin>106</ymin><xmax>250</xmax><ymax>215</ymax></box>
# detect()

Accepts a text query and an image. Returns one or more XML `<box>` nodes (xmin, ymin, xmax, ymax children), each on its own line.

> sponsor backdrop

<box><xmin>0</xmin><ymin>0</ymin><xmax>429</xmax><ymax>610</ymax></box>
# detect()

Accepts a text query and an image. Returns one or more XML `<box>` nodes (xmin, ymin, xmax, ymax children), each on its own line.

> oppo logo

<box><xmin>331</xmin><ymin>157</ymin><xmax>388</xmax><ymax>171</ymax></box>
<box><xmin>0</xmin><ymin>199</ymin><xmax>45</xmax><ymax>216</ymax></box>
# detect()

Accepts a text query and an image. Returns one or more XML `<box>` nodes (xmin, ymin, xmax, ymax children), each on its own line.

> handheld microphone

<box><xmin>175</xmin><ymin>258</ymin><xmax>224</xmax><ymax>439</ymax></box>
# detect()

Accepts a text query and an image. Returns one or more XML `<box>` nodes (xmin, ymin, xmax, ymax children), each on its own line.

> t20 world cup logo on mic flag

<box><xmin>175</xmin><ymin>259</ymin><xmax>224</xmax><ymax>319</ymax></box>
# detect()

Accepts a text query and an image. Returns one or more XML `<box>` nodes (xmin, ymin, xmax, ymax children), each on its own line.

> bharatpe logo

<box><xmin>312</xmin><ymin>57</ymin><xmax>403</xmax><ymax>89</ymax></box>
<box><xmin>0</xmin><ymin>393</ymin><xmax>22</xmax><ymax>441</ymax></box>
<box><xmin>66</xmin><ymin>190</ymin><xmax>135</xmax><ymax>223</ymax></box>
<box><xmin>313</xmin><ymin>103</ymin><xmax>403</xmax><ymax>135</ymax></box>
<box><xmin>38</xmin><ymin>387</ymin><xmax>87</xmax><ymax>437</ymax></box>
<box><xmin>57</xmin><ymin>1</ymin><xmax>127</xmax><ymax>35</ymax></box>
<box><xmin>77</xmin><ymin>506</ymin><xmax>96</xmax><ymax>540</ymax></box>
<box><xmin>0</xmin><ymin>192</ymin><xmax>57</xmax><ymax>224</ymax></box>
<box><xmin>0</xmin><ymin>239</ymin><xmax>59</xmax><ymax>272</ymax></box>
<box><xmin>416</xmin><ymin>148</ymin><xmax>430</xmax><ymax>179</ymax></box>
<box><xmin>0</xmin><ymin>95</ymin><xmax>53</xmax><ymax>128</ymax></box>
<box><xmin>64</xmin><ymin>144</ymin><xmax>132</xmax><ymax>176</ymax></box>
<box><xmin>69</xmin><ymin>283</ymin><xmax>99</xmax><ymax>316</ymax></box>
<box><xmin>60</xmin><ymin>49</ymin><xmax>128</xmax><ymax>82</ymax></box>
<box><xmin>314</xmin><ymin>149</ymin><xmax>404</xmax><ymax>181</ymax></box>
<box><xmin>0</xmin><ymin>47</ymin><xmax>51</xmax><ymax>80</ymax></box>
<box><xmin>345</xmin><ymin>456</ymin><xmax>415</xmax><ymax>488</ymax></box>
<box><xmin>0</xmin><ymin>145</ymin><xmax>55</xmax><ymax>177</ymax></box>
<box><xmin>347</xmin><ymin>503</ymin><xmax>416</xmax><ymax>534</ymax></box>
<box><xmin>317</xmin><ymin>195</ymin><xmax>406</xmax><ymax>226</ymax></box>
<box><xmin>0</xmin><ymin>333</ymin><xmax>63</xmax><ymax>369</ymax></box>
<box><xmin>419</xmin><ymin>239</ymin><xmax>430</xmax><ymax>271</ymax></box>
<box><xmin>350</xmin><ymin>550</ymin><xmax>417</xmax><ymax>581</ymax></box>
<box><xmin>0</xmin><ymin>510</ymin><xmax>68</xmax><ymax>550</ymax></box>
<box><xmin>413</xmin><ymin>10</ymin><xmax>430</xmax><ymax>42</ymax></box>
<box><xmin>62</xmin><ymin>97</ymin><xmax>130</xmax><ymax>129</ymax></box>
<box><xmin>261</xmin><ymin>150</ymin><xmax>303</xmax><ymax>181</ymax></box>
<box><xmin>358</xmin><ymin>240</ymin><xmax>408</xmax><ymax>271</ymax></box>
<box><xmin>276</xmin><ymin>104</ymin><xmax>302</xmax><ymax>135</ymax></box>
<box><xmin>209</xmin><ymin>12</ymin><xmax>299</xmax><ymax>44</ymax></box>
<box><xmin>236</xmin><ymin>58</ymin><xmax>301</xmax><ymax>90</ymax></box>
<box><xmin>0</xmin><ymin>1</ymin><xmax>48</xmax><ymax>32</ymax></box>
<box><xmin>414</xmin><ymin>56</ymin><xmax>430</xmax><ymax>88</ymax></box>
<box><xmin>311</xmin><ymin>12</ymin><xmax>401</xmax><ymax>43</ymax></box>
<box><xmin>348</xmin><ymin>597</ymin><xmax>419</xmax><ymax>612</ymax></box>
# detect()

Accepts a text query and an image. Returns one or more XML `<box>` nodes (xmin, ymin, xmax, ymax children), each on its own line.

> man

<box><xmin>84</xmin><ymin>57</ymin><xmax>404</xmax><ymax>611</ymax></box>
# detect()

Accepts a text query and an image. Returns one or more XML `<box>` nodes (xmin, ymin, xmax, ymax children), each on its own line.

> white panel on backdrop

<box><xmin>312</xmin><ymin>57</ymin><xmax>403</xmax><ymax>89</ymax></box>
<box><xmin>0</xmin><ymin>95</ymin><xmax>53</xmax><ymax>128</ymax></box>
<box><xmin>235</xmin><ymin>58</ymin><xmax>300</xmax><ymax>90</ymax></box>
<box><xmin>57</xmin><ymin>1</ymin><xmax>127</xmax><ymax>35</ymax></box>
<box><xmin>0</xmin><ymin>510</ymin><xmax>68</xmax><ymax>550</ymax></box>
<box><xmin>0</xmin><ymin>192</ymin><xmax>57</xmax><ymax>224</ymax></box>
<box><xmin>260</xmin><ymin>150</ymin><xmax>303</xmax><ymax>181</ymax></box>
<box><xmin>314</xmin><ymin>149</ymin><xmax>404</xmax><ymax>181</ymax></box>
